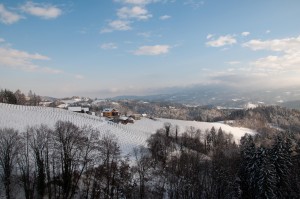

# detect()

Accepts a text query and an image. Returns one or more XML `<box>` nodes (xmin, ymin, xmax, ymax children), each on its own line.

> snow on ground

<box><xmin>128</xmin><ymin>118</ymin><xmax>255</xmax><ymax>143</ymax></box>
<box><xmin>244</xmin><ymin>102</ymin><xmax>258</xmax><ymax>109</ymax></box>
<box><xmin>0</xmin><ymin>103</ymin><xmax>255</xmax><ymax>155</ymax></box>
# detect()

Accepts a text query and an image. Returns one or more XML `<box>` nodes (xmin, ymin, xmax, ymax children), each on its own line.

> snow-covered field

<box><xmin>0</xmin><ymin>103</ymin><xmax>255</xmax><ymax>155</ymax></box>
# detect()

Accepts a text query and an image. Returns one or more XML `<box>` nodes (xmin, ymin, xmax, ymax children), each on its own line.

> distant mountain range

<box><xmin>112</xmin><ymin>85</ymin><xmax>300</xmax><ymax>109</ymax></box>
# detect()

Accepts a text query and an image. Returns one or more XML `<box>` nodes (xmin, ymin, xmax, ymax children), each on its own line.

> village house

<box><xmin>68</xmin><ymin>107</ymin><xmax>89</xmax><ymax>113</ymax></box>
<box><xmin>102</xmin><ymin>108</ymin><xmax>119</xmax><ymax>118</ymax></box>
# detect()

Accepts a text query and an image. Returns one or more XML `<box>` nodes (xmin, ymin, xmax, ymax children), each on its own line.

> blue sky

<box><xmin>1</xmin><ymin>0</ymin><xmax>300</xmax><ymax>98</ymax></box>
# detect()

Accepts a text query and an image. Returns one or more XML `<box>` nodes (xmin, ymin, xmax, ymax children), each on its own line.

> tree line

<box><xmin>1</xmin><ymin>121</ymin><xmax>300</xmax><ymax>198</ymax></box>
<box><xmin>0</xmin><ymin>89</ymin><xmax>41</xmax><ymax>106</ymax></box>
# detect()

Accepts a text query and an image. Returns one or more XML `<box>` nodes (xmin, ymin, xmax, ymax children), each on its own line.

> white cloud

<box><xmin>115</xmin><ymin>0</ymin><xmax>156</xmax><ymax>5</ymax></box>
<box><xmin>21</xmin><ymin>2</ymin><xmax>62</xmax><ymax>19</ymax></box>
<box><xmin>109</xmin><ymin>20</ymin><xmax>131</xmax><ymax>30</ymax></box>
<box><xmin>117</xmin><ymin>6</ymin><xmax>152</xmax><ymax>20</ymax></box>
<box><xmin>252</xmin><ymin>53</ymin><xmax>300</xmax><ymax>71</ymax></box>
<box><xmin>241</xmin><ymin>31</ymin><xmax>250</xmax><ymax>36</ymax></box>
<box><xmin>101</xmin><ymin>20</ymin><xmax>132</xmax><ymax>33</ymax></box>
<box><xmin>206</xmin><ymin>34</ymin><xmax>213</xmax><ymax>39</ymax></box>
<box><xmin>134</xmin><ymin>45</ymin><xmax>170</xmax><ymax>55</ymax></box>
<box><xmin>0</xmin><ymin>46</ymin><xmax>63</xmax><ymax>74</ymax></box>
<box><xmin>243</xmin><ymin>35</ymin><xmax>300</xmax><ymax>71</ymax></box>
<box><xmin>0</xmin><ymin>4</ymin><xmax>23</xmax><ymax>24</ymax></box>
<box><xmin>0</xmin><ymin>38</ymin><xmax>5</xmax><ymax>43</ymax></box>
<box><xmin>266</xmin><ymin>30</ymin><xmax>271</xmax><ymax>34</ymax></box>
<box><xmin>243</xmin><ymin>36</ymin><xmax>300</xmax><ymax>53</ymax></box>
<box><xmin>160</xmin><ymin>15</ymin><xmax>171</xmax><ymax>20</ymax></box>
<box><xmin>206</xmin><ymin>35</ymin><xmax>237</xmax><ymax>47</ymax></box>
<box><xmin>226</xmin><ymin>61</ymin><xmax>240</xmax><ymax>65</ymax></box>
<box><xmin>101</xmin><ymin>43</ymin><xmax>118</xmax><ymax>50</ymax></box>
<box><xmin>184</xmin><ymin>0</ymin><xmax>205</xmax><ymax>9</ymax></box>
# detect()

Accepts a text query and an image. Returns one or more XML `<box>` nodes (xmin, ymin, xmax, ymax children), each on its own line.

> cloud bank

<box><xmin>243</xmin><ymin>35</ymin><xmax>300</xmax><ymax>71</ymax></box>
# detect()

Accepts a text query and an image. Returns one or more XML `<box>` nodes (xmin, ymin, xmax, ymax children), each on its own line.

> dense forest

<box><xmin>1</xmin><ymin>121</ymin><xmax>300</xmax><ymax>198</ymax></box>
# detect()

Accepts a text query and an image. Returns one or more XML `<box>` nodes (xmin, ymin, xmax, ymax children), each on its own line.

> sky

<box><xmin>1</xmin><ymin>0</ymin><xmax>300</xmax><ymax>98</ymax></box>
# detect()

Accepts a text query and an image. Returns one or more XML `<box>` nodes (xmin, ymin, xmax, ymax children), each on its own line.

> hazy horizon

<box><xmin>1</xmin><ymin>0</ymin><xmax>300</xmax><ymax>98</ymax></box>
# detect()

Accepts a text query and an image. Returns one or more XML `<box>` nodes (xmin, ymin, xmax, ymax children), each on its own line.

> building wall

<box><xmin>103</xmin><ymin>112</ymin><xmax>113</xmax><ymax>117</ymax></box>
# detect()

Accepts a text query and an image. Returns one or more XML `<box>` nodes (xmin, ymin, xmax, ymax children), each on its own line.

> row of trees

<box><xmin>0</xmin><ymin>121</ymin><xmax>136</xmax><ymax>199</ymax></box>
<box><xmin>0</xmin><ymin>89</ymin><xmax>41</xmax><ymax>106</ymax></box>
<box><xmin>1</xmin><ymin>121</ymin><xmax>300</xmax><ymax>198</ymax></box>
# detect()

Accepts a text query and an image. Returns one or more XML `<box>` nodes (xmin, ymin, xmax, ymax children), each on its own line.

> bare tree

<box><xmin>51</xmin><ymin>121</ymin><xmax>95</xmax><ymax>199</ymax></box>
<box><xmin>0</xmin><ymin>128</ymin><xmax>21</xmax><ymax>199</ymax></box>
<box><xmin>132</xmin><ymin>146</ymin><xmax>153</xmax><ymax>199</ymax></box>
<box><xmin>79</xmin><ymin>128</ymin><xmax>100</xmax><ymax>199</ymax></box>
<box><xmin>95</xmin><ymin>133</ymin><xmax>121</xmax><ymax>199</ymax></box>
<box><xmin>14</xmin><ymin>89</ymin><xmax>26</xmax><ymax>105</ymax></box>
<box><xmin>17</xmin><ymin>129</ymin><xmax>35</xmax><ymax>199</ymax></box>
<box><xmin>27</xmin><ymin>125</ymin><xmax>52</xmax><ymax>199</ymax></box>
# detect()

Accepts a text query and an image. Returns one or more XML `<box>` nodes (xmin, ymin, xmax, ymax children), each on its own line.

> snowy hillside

<box><xmin>132</xmin><ymin>118</ymin><xmax>255</xmax><ymax>143</ymax></box>
<box><xmin>0</xmin><ymin>103</ymin><xmax>255</xmax><ymax>155</ymax></box>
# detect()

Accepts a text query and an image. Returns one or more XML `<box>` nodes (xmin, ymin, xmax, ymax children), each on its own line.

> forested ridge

<box><xmin>1</xmin><ymin>121</ymin><xmax>300</xmax><ymax>198</ymax></box>
<box><xmin>227</xmin><ymin>106</ymin><xmax>300</xmax><ymax>134</ymax></box>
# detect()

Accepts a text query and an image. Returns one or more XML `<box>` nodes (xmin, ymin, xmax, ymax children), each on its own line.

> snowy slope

<box><xmin>131</xmin><ymin>118</ymin><xmax>255</xmax><ymax>143</ymax></box>
<box><xmin>0</xmin><ymin>103</ymin><xmax>255</xmax><ymax>155</ymax></box>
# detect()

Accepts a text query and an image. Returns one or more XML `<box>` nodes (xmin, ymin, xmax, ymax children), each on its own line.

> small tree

<box><xmin>164</xmin><ymin>122</ymin><xmax>171</xmax><ymax>137</ymax></box>
<box><xmin>14</xmin><ymin>89</ymin><xmax>27</xmax><ymax>105</ymax></box>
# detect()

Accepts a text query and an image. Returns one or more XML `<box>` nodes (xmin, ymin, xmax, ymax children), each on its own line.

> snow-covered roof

<box><xmin>82</xmin><ymin>107</ymin><xmax>89</xmax><ymax>112</ymax></box>
<box><xmin>57</xmin><ymin>104</ymin><xmax>67</xmax><ymax>108</ymax></box>
<box><xmin>119</xmin><ymin>116</ymin><xmax>128</xmax><ymax>120</ymax></box>
<box><xmin>68</xmin><ymin>107</ymin><xmax>82</xmax><ymax>112</ymax></box>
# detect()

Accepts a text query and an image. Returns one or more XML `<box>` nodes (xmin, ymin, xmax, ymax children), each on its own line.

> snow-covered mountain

<box><xmin>0</xmin><ymin>103</ymin><xmax>255</xmax><ymax>155</ymax></box>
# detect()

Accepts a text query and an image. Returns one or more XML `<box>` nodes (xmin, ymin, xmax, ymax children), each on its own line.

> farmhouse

<box><xmin>68</xmin><ymin>107</ymin><xmax>89</xmax><ymax>113</ymax></box>
<box><xmin>102</xmin><ymin>108</ymin><xmax>119</xmax><ymax>118</ymax></box>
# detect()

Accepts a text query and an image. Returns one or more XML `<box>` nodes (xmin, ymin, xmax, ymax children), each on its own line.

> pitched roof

<box><xmin>68</xmin><ymin>107</ymin><xmax>82</xmax><ymax>112</ymax></box>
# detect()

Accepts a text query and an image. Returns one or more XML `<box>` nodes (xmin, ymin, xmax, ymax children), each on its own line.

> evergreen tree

<box><xmin>239</xmin><ymin>134</ymin><xmax>256</xmax><ymax>198</ymax></box>
<box><xmin>256</xmin><ymin>147</ymin><xmax>276</xmax><ymax>199</ymax></box>
<box><xmin>0</xmin><ymin>89</ymin><xmax>17</xmax><ymax>104</ymax></box>
<box><xmin>272</xmin><ymin>135</ymin><xmax>292</xmax><ymax>198</ymax></box>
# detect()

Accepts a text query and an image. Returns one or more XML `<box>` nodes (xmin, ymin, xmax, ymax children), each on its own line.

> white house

<box><xmin>68</xmin><ymin>107</ymin><xmax>89</xmax><ymax>113</ymax></box>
